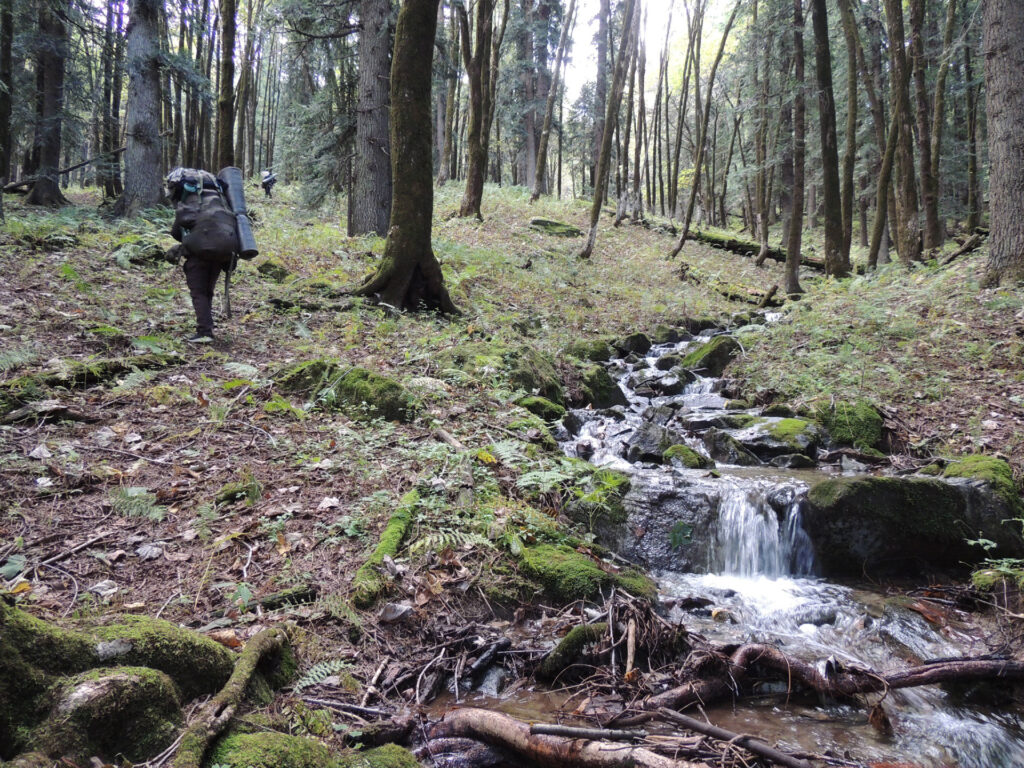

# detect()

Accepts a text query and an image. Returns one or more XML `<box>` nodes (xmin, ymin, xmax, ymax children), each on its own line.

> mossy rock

<box><xmin>535</xmin><ymin>622</ymin><xmax>607</xmax><ymax>682</ymax></box>
<box><xmin>578</xmin><ymin>364</ymin><xmax>626</xmax><ymax>408</ymax></box>
<box><xmin>337</xmin><ymin>744</ymin><xmax>421</xmax><ymax>768</ymax></box>
<box><xmin>816</xmin><ymin>399</ymin><xmax>884</xmax><ymax>450</ymax></box>
<box><xmin>564</xmin><ymin>338</ymin><xmax>615</xmax><ymax>363</ymax></box>
<box><xmin>35</xmin><ymin>667</ymin><xmax>181</xmax><ymax>765</ymax></box>
<box><xmin>805</xmin><ymin>475</ymin><xmax>1024</xmax><ymax>576</ymax></box>
<box><xmin>257</xmin><ymin>258</ymin><xmax>292</xmax><ymax>283</ymax></box>
<box><xmin>321</xmin><ymin>367</ymin><xmax>419</xmax><ymax>422</ymax></box>
<box><xmin>725</xmin><ymin>399</ymin><xmax>753</xmax><ymax>410</ymax></box>
<box><xmin>508</xmin><ymin>344</ymin><xmax>564</xmax><ymax>404</ymax></box>
<box><xmin>515</xmin><ymin>395</ymin><xmax>566</xmax><ymax>422</ymax></box>
<box><xmin>507</xmin><ymin>409</ymin><xmax>558</xmax><ymax>451</ymax></box>
<box><xmin>612</xmin><ymin>332</ymin><xmax>652</xmax><ymax>357</ymax></box>
<box><xmin>762</xmin><ymin>403</ymin><xmax>796</xmax><ymax>418</ymax></box>
<box><xmin>564</xmin><ymin>469</ymin><xmax>631</xmax><ymax>532</ymax></box>
<box><xmin>274</xmin><ymin>359</ymin><xmax>342</xmax><ymax>395</ymax></box>
<box><xmin>663</xmin><ymin>444</ymin><xmax>714</xmax><ymax>469</ymax></box>
<box><xmin>529</xmin><ymin>217</ymin><xmax>583</xmax><ymax>237</ymax></box>
<box><xmin>942</xmin><ymin>455</ymin><xmax>1022</xmax><ymax>515</ymax></box>
<box><xmin>518</xmin><ymin>544</ymin><xmax>655</xmax><ymax>602</ymax></box>
<box><xmin>352</xmin><ymin>491</ymin><xmax>419</xmax><ymax>608</ymax></box>
<box><xmin>680</xmin><ymin>335</ymin><xmax>740</xmax><ymax>377</ymax></box>
<box><xmin>702</xmin><ymin>428</ymin><xmax>760</xmax><ymax>466</ymax></box>
<box><xmin>209</xmin><ymin>731</ymin><xmax>335</xmax><ymax>768</ymax></box>
<box><xmin>651</xmin><ymin>324</ymin><xmax>687</xmax><ymax>344</ymax></box>
<box><xmin>763</xmin><ymin>418</ymin><xmax>822</xmax><ymax>454</ymax></box>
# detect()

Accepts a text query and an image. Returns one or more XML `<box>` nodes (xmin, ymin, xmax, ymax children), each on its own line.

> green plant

<box><xmin>294</xmin><ymin>658</ymin><xmax>351</xmax><ymax>692</ymax></box>
<box><xmin>109</xmin><ymin>486</ymin><xmax>166</xmax><ymax>521</ymax></box>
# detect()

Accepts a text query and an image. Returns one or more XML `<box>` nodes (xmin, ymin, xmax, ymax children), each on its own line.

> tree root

<box><xmin>429</xmin><ymin>708</ymin><xmax>702</xmax><ymax>768</ymax></box>
<box><xmin>171</xmin><ymin>627</ymin><xmax>291</xmax><ymax>768</ymax></box>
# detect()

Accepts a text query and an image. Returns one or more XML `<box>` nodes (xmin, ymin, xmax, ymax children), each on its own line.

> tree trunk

<box><xmin>457</xmin><ymin>0</ymin><xmax>494</xmax><ymax>219</ymax></box>
<box><xmin>531</xmin><ymin>0</ymin><xmax>576</xmax><ymax>202</ymax></box>
<box><xmin>908</xmin><ymin>0</ymin><xmax>943</xmax><ymax>250</ymax></box>
<box><xmin>216</xmin><ymin>0</ymin><xmax>235</xmax><ymax>168</ymax></box>
<box><xmin>112</xmin><ymin>0</ymin><xmax>165</xmax><ymax>218</ymax></box>
<box><xmin>784</xmin><ymin>0</ymin><xmax>805</xmax><ymax>295</ymax></box>
<box><xmin>0</xmin><ymin>0</ymin><xmax>12</xmax><ymax>182</ymax></box>
<box><xmin>578</xmin><ymin>0</ymin><xmax>637</xmax><ymax>260</ymax></box>
<box><xmin>982</xmin><ymin>0</ymin><xmax>1024</xmax><ymax>285</ymax></box>
<box><xmin>964</xmin><ymin>0</ymin><xmax>980</xmax><ymax>234</ymax></box>
<box><xmin>838</xmin><ymin>0</ymin><xmax>857</xmax><ymax>262</ymax></box>
<box><xmin>882</xmin><ymin>0</ymin><xmax>922</xmax><ymax>264</ymax></box>
<box><xmin>437</xmin><ymin>5</ymin><xmax>459</xmax><ymax>187</ymax></box>
<box><xmin>26</xmin><ymin>0</ymin><xmax>68</xmax><ymax>206</ymax></box>
<box><xmin>354</xmin><ymin>0</ymin><xmax>457</xmax><ymax>314</ymax></box>
<box><xmin>351</xmin><ymin>0</ymin><xmax>393</xmax><ymax>236</ymax></box>
<box><xmin>591</xmin><ymin>0</ymin><xmax>609</xmax><ymax>191</ymax></box>
<box><xmin>811</xmin><ymin>0</ymin><xmax>847</xmax><ymax>276</ymax></box>
<box><xmin>928</xmin><ymin>0</ymin><xmax>958</xmax><ymax>243</ymax></box>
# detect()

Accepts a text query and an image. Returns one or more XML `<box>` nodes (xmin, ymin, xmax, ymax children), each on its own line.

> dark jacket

<box><xmin>171</xmin><ymin>189</ymin><xmax>239</xmax><ymax>264</ymax></box>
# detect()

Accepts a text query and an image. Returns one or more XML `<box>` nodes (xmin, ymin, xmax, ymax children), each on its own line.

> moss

<box><xmin>613</xmin><ymin>332</ymin><xmax>652</xmax><ymax>356</ymax></box>
<box><xmin>518</xmin><ymin>544</ymin><xmax>655</xmax><ymax>603</ymax></box>
<box><xmin>507</xmin><ymin>409</ymin><xmax>558</xmax><ymax>451</ymax></box>
<box><xmin>89</xmin><ymin>615</ymin><xmax>235</xmax><ymax>700</ymax></box>
<box><xmin>565</xmin><ymin>469</ymin><xmax>632</xmax><ymax>530</ymax></box>
<box><xmin>38</xmin><ymin>667</ymin><xmax>181</xmax><ymax>764</ymax></box>
<box><xmin>816</xmin><ymin>399</ymin><xmax>883</xmax><ymax>450</ymax></box>
<box><xmin>535</xmin><ymin>623</ymin><xmax>607</xmax><ymax>681</ymax></box>
<box><xmin>943</xmin><ymin>455</ymin><xmax>1022</xmax><ymax>514</ymax></box>
<box><xmin>337</xmin><ymin>744</ymin><xmax>421</xmax><ymax>768</ymax></box>
<box><xmin>209</xmin><ymin>731</ymin><xmax>335</xmax><ymax>768</ymax></box>
<box><xmin>515</xmin><ymin>395</ymin><xmax>566</xmax><ymax>421</ymax></box>
<box><xmin>321</xmin><ymin>367</ymin><xmax>419</xmax><ymax>422</ymax></box>
<box><xmin>717</xmin><ymin>413</ymin><xmax>760</xmax><ymax>429</ymax></box>
<box><xmin>274</xmin><ymin>359</ymin><xmax>341</xmax><ymax>395</ymax></box>
<box><xmin>762</xmin><ymin>403</ymin><xmax>796</xmax><ymax>417</ymax></box>
<box><xmin>578</xmin><ymin>364</ymin><xmax>626</xmax><ymax>408</ymax></box>
<box><xmin>918</xmin><ymin>463</ymin><xmax>943</xmax><ymax>476</ymax></box>
<box><xmin>725</xmin><ymin>399</ymin><xmax>752</xmax><ymax>410</ymax></box>
<box><xmin>507</xmin><ymin>344</ymin><xmax>564</xmax><ymax>405</ymax></box>
<box><xmin>651</xmin><ymin>324</ymin><xmax>683</xmax><ymax>344</ymax></box>
<box><xmin>663</xmin><ymin>444</ymin><xmax>713</xmax><ymax>469</ymax></box>
<box><xmin>529</xmin><ymin>217</ymin><xmax>583</xmax><ymax>237</ymax></box>
<box><xmin>680</xmin><ymin>335</ymin><xmax>740</xmax><ymax>377</ymax></box>
<box><xmin>972</xmin><ymin>568</ymin><xmax>1024</xmax><ymax>591</ymax></box>
<box><xmin>564</xmin><ymin>338</ymin><xmax>615</xmax><ymax>363</ymax></box>
<box><xmin>765</xmin><ymin>418</ymin><xmax>820</xmax><ymax>453</ymax></box>
<box><xmin>257</xmin><ymin>258</ymin><xmax>292</xmax><ymax>283</ymax></box>
<box><xmin>353</xmin><ymin>491</ymin><xmax>419</xmax><ymax>608</ymax></box>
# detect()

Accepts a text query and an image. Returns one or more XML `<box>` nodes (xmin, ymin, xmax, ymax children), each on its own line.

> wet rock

<box><xmin>613</xmin><ymin>333</ymin><xmax>652</xmax><ymax>357</ymax></box>
<box><xmin>562</xmin><ymin>408</ymin><xmax>624</xmax><ymax>436</ymax></box>
<box><xmin>625</xmin><ymin>423</ymin><xmax>681</xmax><ymax>463</ymax></box>
<box><xmin>762</xmin><ymin>403</ymin><xmax>797</xmax><ymax>418</ymax></box>
<box><xmin>642</xmin><ymin>405</ymin><xmax>677</xmax><ymax>426</ymax></box>
<box><xmin>651</xmin><ymin>325</ymin><xmax>691</xmax><ymax>344</ymax></box>
<box><xmin>650</xmin><ymin>374</ymin><xmax>686</xmax><ymax>397</ymax></box>
<box><xmin>814</xmin><ymin>399</ymin><xmax>884</xmax><ymax>451</ymax></box>
<box><xmin>655</xmin><ymin>354</ymin><xmax>684</xmax><ymax>371</ymax></box>
<box><xmin>804</xmin><ymin>475</ymin><xmax>1024</xmax><ymax>577</ymax></box>
<box><xmin>731</xmin><ymin>418</ymin><xmax>824</xmax><ymax>460</ymax></box>
<box><xmin>564</xmin><ymin>338</ymin><xmax>615</xmax><ymax>363</ymax></box>
<box><xmin>679</xmin><ymin>335</ymin><xmax>740</xmax><ymax>377</ymax></box>
<box><xmin>771</xmin><ymin>453</ymin><xmax>817</xmax><ymax>469</ymax></box>
<box><xmin>789</xmin><ymin>604</ymin><xmax>838</xmax><ymax>626</ymax></box>
<box><xmin>578</xmin><ymin>365</ymin><xmax>627</xmax><ymax>408</ymax></box>
<box><xmin>515</xmin><ymin>395</ymin><xmax>565</xmax><ymax>422</ymax></box>
<box><xmin>663</xmin><ymin>444</ymin><xmax>714</xmax><ymax>469</ymax></box>
<box><xmin>702</xmin><ymin>428</ymin><xmax>760</xmax><ymax>466</ymax></box>
<box><xmin>711</xmin><ymin>608</ymin><xmax>738</xmax><ymax>623</ymax></box>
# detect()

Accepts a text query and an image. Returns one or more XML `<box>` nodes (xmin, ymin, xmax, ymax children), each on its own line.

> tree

<box><xmin>591</xmin><ymin>0</ymin><xmax>608</xmax><ymax>190</ymax></box>
<box><xmin>0</xmin><ymin>0</ymin><xmax>11</xmax><ymax>184</ymax></box>
<box><xmin>531</xmin><ymin>0</ymin><xmax>576</xmax><ymax>202</ymax></box>
<box><xmin>982</xmin><ymin>0</ymin><xmax>1024</xmax><ymax>286</ymax></box>
<box><xmin>811</xmin><ymin>0</ymin><xmax>847</xmax><ymax>276</ymax></box>
<box><xmin>216</xmin><ymin>0</ymin><xmax>236</xmax><ymax>168</ymax></box>
<box><xmin>112</xmin><ymin>0</ymin><xmax>165</xmax><ymax>218</ymax></box>
<box><xmin>456</xmin><ymin>0</ymin><xmax>495</xmax><ymax>218</ymax></box>
<box><xmin>578</xmin><ymin>0</ymin><xmax>637</xmax><ymax>260</ymax></box>
<box><xmin>26</xmin><ymin>0</ymin><xmax>69</xmax><ymax>206</ymax></box>
<box><xmin>351</xmin><ymin>0</ymin><xmax>393</xmax><ymax>236</ymax></box>
<box><xmin>354</xmin><ymin>0</ymin><xmax>458</xmax><ymax>313</ymax></box>
<box><xmin>784</xmin><ymin>0</ymin><xmax>805</xmax><ymax>295</ymax></box>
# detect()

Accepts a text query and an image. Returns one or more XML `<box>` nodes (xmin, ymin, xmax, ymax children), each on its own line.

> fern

<box><xmin>109</xmin><ymin>487</ymin><xmax>166</xmax><ymax>521</ymax></box>
<box><xmin>294</xmin><ymin>658</ymin><xmax>351</xmax><ymax>692</ymax></box>
<box><xmin>112</xmin><ymin>369</ymin><xmax>157</xmax><ymax>393</ymax></box>
<box><xmin>409</xmin><ymin>529</ymin><xmax>495</xmax><ymax>555</ymax></box>
<box><xmin>491</xmin><ymin>439</ymin><xmax>529</xmax><ymax>466</ymax></box>
<box><xmin>0</xmin><ymin>346</ymin><xmax>37</xmax><ymax>373</ymax></box>
<box><xmin>224</xmin><ymin>362</ymin><xmax>261</xmax><ymax>381</ymax></box>
<box><xmin>516</xmin><ymin>467</ymin><xmax>573</xmax><ymax>494</ymax></box>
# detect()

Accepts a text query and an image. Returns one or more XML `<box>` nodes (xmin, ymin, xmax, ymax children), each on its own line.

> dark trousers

<box><xmin>183</xmin><ymin>257</ymin><xmax>224</xmax><ymax>336</ymax></box>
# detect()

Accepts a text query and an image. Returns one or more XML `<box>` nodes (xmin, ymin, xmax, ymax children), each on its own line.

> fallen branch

<box><xmin>530</xmin><ymin>724</ymin><xmax>646</xmax><ymax>742</ymax></box>
<box><xmin>655</xmin><ymin>709</ymin><xmax>812</xmax><ymax>768</ymax></box>
<box><xmin>430</xmin><ymin>708</ymin><xmax>702</xmax><ymax>768</ymax></box>
<box><xmin>939</xmin><ymin>233</ymin><xmax>984</xmax><ymax>266</ymax></box>
<box><xmin>172</xmin><ymin>627</ymin><xmax>290</xmax><ymax>768</ymax></box>
<box><xmin>678</xmin><ymin>263</ymin><xmax>784</xmax><ymax>307</ymax></box>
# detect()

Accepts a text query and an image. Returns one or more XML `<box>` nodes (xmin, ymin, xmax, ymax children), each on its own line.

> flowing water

<box><xmin>555</xmin><ymin>329</ymin><xmax>1024</xmax><ymax>766</ymax></box>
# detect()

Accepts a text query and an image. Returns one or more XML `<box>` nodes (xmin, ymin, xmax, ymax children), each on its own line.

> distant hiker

<box><xmin>261</xmin><ymin>170</ymin><xmax>277</xmax><ymax>198</ymax></box>
<box><xmin>166</xmin><ymin>167</ymin><xmax>259</xmax><ymax>343</ymax></box>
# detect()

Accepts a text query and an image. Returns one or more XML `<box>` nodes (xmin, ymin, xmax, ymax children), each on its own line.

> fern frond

<box><xmin>294</xmin><ymin>658</ymin><xmax>351</xmax><ymax>691</ymax></box>
<box><xmin>224</xmin><ymin>362</ymin><xmax>261</xmax><ymax>380</ymax></box>
<box><xmin>113</xmin><ymin>369</ymin><xmax>157</xmax><ymax>393</ymax></box>
<box><xmin>491</xmin><ymin>439</ymin><xmax>529</xmax><ymax>466</ymax></box>
<box><xmin>0</xmin><ymin>346</ymin><xmax>37</xmax><ymax>373</ymax></box>
<box><xmin>409</xmin><ymin>529</ymin><xmax>496</xmax><ymax>555</ymax></box>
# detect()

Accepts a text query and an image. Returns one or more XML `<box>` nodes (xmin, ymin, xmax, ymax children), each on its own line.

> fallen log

<box><xmin>678</xmin><ymin>263</ymin><xmax>784</xmax><ymax>308</ymax></box>
<box><xmin>684</xmin><ymin>229</ymin><xmax>865</xmax><ymax>275</ymax></box>
<box><xmin>939</xmin><ymin>233</ymin><xmax>984</xmax><ymax>266</ymax></box>
<box><xmin>429</xmin><ymin>708</ymin><xmax>702</xmax><ymax>768</ymax></box>
<box><xmin>4</xmin><ymin>146</ymin><xmax>129</xmax><ymax>193</ymax></box>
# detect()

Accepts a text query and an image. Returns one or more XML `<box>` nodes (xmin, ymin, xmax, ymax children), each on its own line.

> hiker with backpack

<box><xmin>166</xmin><ymin>167</ymin><xmax>258</xmax><ymax>343</ymax></box>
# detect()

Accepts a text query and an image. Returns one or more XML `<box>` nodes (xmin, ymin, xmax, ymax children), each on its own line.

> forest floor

<box><xmin>1</xmin><ymin>182</ymin><xmax>1022</xmax><ymax>762</ymax></box>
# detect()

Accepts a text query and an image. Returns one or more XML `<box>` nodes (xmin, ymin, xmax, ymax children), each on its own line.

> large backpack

<box><xmin>167</xmin><ymin>168</ymin><xmax>241</xmax><ymax>265</ymax></box>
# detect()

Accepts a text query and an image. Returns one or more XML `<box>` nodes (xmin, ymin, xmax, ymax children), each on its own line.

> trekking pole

<box><xmin>224</xmin><ymin>253</ymin><xmax>238</xmax><ymax>319</ymax></box>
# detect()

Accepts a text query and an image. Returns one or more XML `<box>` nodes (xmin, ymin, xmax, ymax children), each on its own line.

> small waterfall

<box><xmin>713</xmin><ymin>486</ymin><xmax>814</xmax><ymax>578</ymax></box>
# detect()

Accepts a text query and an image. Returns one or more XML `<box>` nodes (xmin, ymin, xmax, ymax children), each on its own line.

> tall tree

<box><xmin>351</xmin><ymin>0</ymin><xmax>393</xmax><ymax>236</ymax></box>
<box><xmin>0</xmin><ymin>0</ymin><xmax>12</xmax><ymax>183</ymax></box>
<box><xmin>355</xmin><ymin>0</ymin><xmax>457</xmax><ymax>313</ymax></box>
<box><xmin>216</xmin><ymin>0</ymin><xmax>236</xmax><ymax>168</ymax></box>
<box><xmin>113</xmin><ymin>0</ymin><xmax>165</xmax><ymax>217</ymax></box>
<box><xmin>456</xmin><ymin>0</ymin><xmax>495</xmax><ymax>218</ymax></box>
<box><xmin>437</xmin><ymin>4</ymin><xmax>460</xmax><ymax>187</ymax></box>
<box><xmin>590</xmin><ymin>0</ymin><xmax>609</xmax><ymax>190</ymax></box>
<box><xmin>981</xmin><ymin>0</ymin><xmax>1024</xmax><ymax>286</ymax></box>
<box><xmin>531</xmin><ymin>0</ymin><xmax>576</xmax><ymax>202</ymax></box>
<box><xmin>578</xmin><ymin>0</ymin><xmax>637</xmax><ymax>260</ymax></box>
<box><xmin>811</xmin><ymin>0</ymin><xmax>847</xmax><ymax>276</ymax></box>
<box><xmin>908</xmin><ymin>0</ymin><xmax>942</xmax><ymax>250</ymax></box>
<box><xmin>26</xmin><ymin>0</ymin><xmax>69</xmax><ymax>206</ymax></box>
<box><xmin>784</xmin><ymin>0</ymin><xmax>805</xmax><ymax>295</ymax></box>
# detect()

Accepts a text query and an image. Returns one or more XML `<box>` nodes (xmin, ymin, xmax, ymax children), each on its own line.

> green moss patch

<box><xmin>564</xmin><ymin>338</ymin><xmax>615</xmax><ymax>363</ymax></box>
<box><xmin>515</xmin><ymin>395</ymin><xmax>566</xmax><ymax>422</ymax></box>
<box><xmin>816</xmin><ymin>399</ymin><xmax>883</xmax><ymax>450</ymax></box>
<box><xmin>578</xmin><ymin>364</ymin><xmax>626</xmax><ymax>408</ymax></box>
<box><xmin>518</xmin><ymin>544</ymin><xmax>655</xmax><ymax>603</ymax></box>
<box><xmin>680</xmin><ymin>335</ymin><xmax>740</xmax><ymax>377</ymax></box>
<box><xmin>337</xmin><ymin>744</ymin><xmax>421</xmax><ymax>768</ymax></box>
<box><xmin>274</xmin><ymin>359</ymin><xmax>341</xmax><ymax>395</ymax></box>
<box><xmin>352</xmin><ymin>491</ymin><xmax>419</xmax><ymax>608</ymax></box>
<box><xmin>320</xmin><ymin>367</ymin><xmax>418</xmax><ymax>422</ymax></box>
<box><xmin>257</xmin><ymin>258</ymin><xmax>293</xmax><ymax>283</ymax></box>
<box><xmin>943</xmin><ymin>455</ymin><xmax>1022</xmax><ymax>514</ymax></box>
<box><xmin>536</xmin><ymin>623</ymin><xmax>607</xmax><ymax>681</ymax></box>
<box><xmin>210</xmin><ymin>731</ymin><xmax>334</xmax><ymax>768</ymax></box>
<box><xmin>529</xmin><ymin>217</ymin><xmax>583</xmax><ymax>237</ymax></box>
<box><xmin>663</xmin><ymin>444</ymin><xmax>713</xmax><ymax>469</ymax></box>
<box><xmin>764</xmin><ymin>418</ymin><xmax>821</xmax><ymax>453</ymax></box>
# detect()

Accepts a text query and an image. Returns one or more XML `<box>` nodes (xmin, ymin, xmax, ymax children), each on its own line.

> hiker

<box><xmin>167</xmin><ymin>168</ymin><xmax>241</xmax><ymax>343</ymax></box>
<box><xmin>261</xmin><ymin>170</ymin><xmax>277</xmax><ymax>198</ymax></box>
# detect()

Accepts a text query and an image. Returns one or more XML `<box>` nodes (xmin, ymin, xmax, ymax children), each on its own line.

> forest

<box><xmin>2</xmin><ymin>0</ymin><xmax>1024</xmax><ymax>767</ymax></box>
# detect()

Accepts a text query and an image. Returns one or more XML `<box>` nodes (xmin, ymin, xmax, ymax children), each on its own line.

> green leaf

<box><xmin>669</xmin><ymin>521</ymin><xmax>693</xmax><ymax>550</ymax></box>
<box><xmin>1</xmin><ymin>554</ymin><xmax>27</xmax><ymax>581</ymax></box>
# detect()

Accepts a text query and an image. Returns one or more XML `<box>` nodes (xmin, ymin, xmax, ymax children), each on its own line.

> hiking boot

<box><xmin>187</xmin><ymin>333</ymin><xmax>215</xmax><ymax>344</ymax></box>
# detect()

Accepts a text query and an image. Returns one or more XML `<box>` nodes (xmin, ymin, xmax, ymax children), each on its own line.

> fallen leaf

<box><xmin>207</xmin><ymin>628</ymin><xmax>243</xmax><ymax>648</ymax></box>
<box><xmin>276</xmin><ymin>532</ymin><xmax>292</xmax><ymax>556</ymax></box>
<box><xmin>89</xmin><ymin>579</ymin><xmax>118</xmax><ymax>597</ymax></box>
<box><xmin>164</xmin><ymin>550</ymin><xmax>191</xmax><ymax>562</ymax></box>
<box><xmin>317</xmin><ymin>496</ymin><xmax>341</xmax><ymax>510</ymax></box>
<box><xmin>28</xmin><ymin>444</ymin><xmax>52</xmax><ymax>459</ymax></box>
<box><xmin>135</xmin><ymin>543</ymin><xmax>163</xmax><ymax>561</ymax></box>
<box><xmin>379</xmin><ymin>602</ymin><xmax>414</xmax><ymax>623</ymax></box>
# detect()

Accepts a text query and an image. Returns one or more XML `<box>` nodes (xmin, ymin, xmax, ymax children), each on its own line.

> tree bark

<box><xmin>0</xmin><ymin>0</ymin><xmax>11</xmax><ymax>183</ymax></box>
<box><xmin>578</xmin><ymin>0</ymin><xmax>637</xmax><ymax>260</ymax></box>
<box><xmin>908</xmin><ymin>0</ymin><xmax>942</xmax><ymax>250</ymax></box>
<box><xmin>112</xmin><ymin>0</ymin><xmax>165</xmax><ymax>218</ymax></box>
<box><xmin>964</xmin><ymin>0</ymin><xmax>980</xmax><ymax>234</ymax></box>
<box><xmin>353</xmin><ymin>0</ymin><xmax>457</xmax><ymax>314</ymax></box>
<box><xmin>784</xmin><ymin>0</ymin><xmax>805</xmax><ymax>294</ymax></box>
<box><xmin>838</xmin><ymin>0</ymin><xmax>857</xmax><ymax>262</ymax></box>
<box><xmin>982</xmin><ymin>0</ymin><xmax>1024</xmax><ymax>285</ymax></box>
<box><xmin>351</xmin><ymin>0</ymin><xmax>393</xmax><ymax>236</ymax></box>
<box><xmin>437</xmin><ymin>5</ymin><xmax>459</xmax><ymax>187</ymax></box>
<box><xmin>811</xmin><ymin>0</ymin><xmax>847</xmax><ymax>276</ymax></box>
<box><xmin>456</xmin><ymin>0</ymin><xmax>494</xmax><ymax>219</ymax></box>
<box><xmin>216</xmin><ymin>0</ymin><xmax>236</xmax><ymax>168</ymax></box>
<box><xmin>591</xmin><ymin>0</ymin><xmax>609</xmax><ymax>191</ymax></box>
<box><xmin>531</xmin><ymin>0</ymin><xmax>576</xmax><ymax>202</ymax></box>
<box><xmin>25</xmin><ymin>0</ymin><xmax>69</xmax><ymax>207</ymax></box>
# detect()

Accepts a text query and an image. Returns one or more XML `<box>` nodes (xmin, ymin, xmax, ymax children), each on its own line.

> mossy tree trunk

<box><xmin>456</xmin><ymin>0</ymin><xmax>493</xmax><ymax>219</ymax></box>
<box><xmin>354</xmin><ymin>0</ymin><xmax>457</xmax><ymax>313</ymax></box>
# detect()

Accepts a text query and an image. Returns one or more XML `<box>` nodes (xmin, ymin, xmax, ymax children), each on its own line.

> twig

<box><xmin>529</xmin><ymin>724</ymin><xmax>647</xmax><ymax>741</ymax></box>
<box><xmin>433</xmin><ymin>428</ymin><xmax>468</xmax><ymax>452</ymax></box>
<box><xmin>361</xmin><ymin>658</ymin><xmax>389</xmax><ymax>707</ymax></box>
<box><xmin>302</xmin><ymin>698</ymin><xmax>391</xmax><ymax>719</ymax></box>
<box><xmin>416</xmin><ymin>648</ymin><xmax>446</xmax><ymax>705</ymax></box>
<box><xmin>89</xmin><ymin>444</ymin><xmax>175</xmax><ymax>466</ymax></box>
<box><xmin>39</xmin><ymin>532</ymin><xmax>111</xmax><ymax>567</ymax></box>
<box><xmin>655</xmin><ymin>708</ymin><xmax>813</xmax><ymax>768</ymax></box>
<box><xmin>625</xmin><ymin>619</ymin><xmax>637</xmax><ymax>677</ymax></box>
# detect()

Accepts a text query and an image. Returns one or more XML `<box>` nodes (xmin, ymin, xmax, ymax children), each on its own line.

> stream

<box><xmin>548</xmin><ymin>326</ymin><xmax>1024</xmax><ymax>766</ymax></box>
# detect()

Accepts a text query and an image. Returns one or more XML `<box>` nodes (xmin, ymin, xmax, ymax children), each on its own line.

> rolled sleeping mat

<box><xmin>216</xmin><ymin>166</ymin><xmax>259</xmax><ymax>259</ymax></box>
